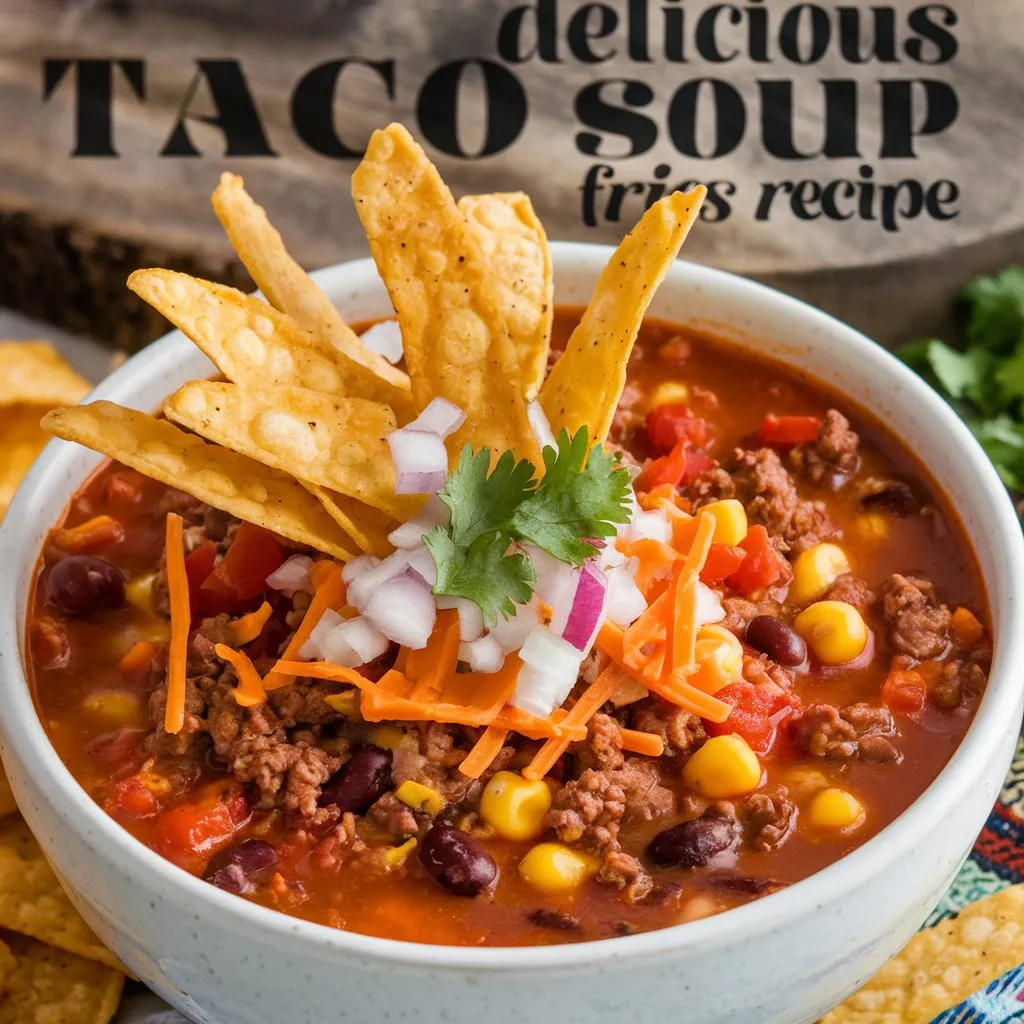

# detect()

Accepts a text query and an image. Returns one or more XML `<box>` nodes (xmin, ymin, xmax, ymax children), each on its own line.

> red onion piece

<box><xmin>346</xmin><ymin>551</ymin><xmax>409</xmax><ymax>611</ymax></box>
<box><xmin>408</xmin><ymin>397</ymin><xmax>466</xmax><ymax>439</ymax></box>
<box><xmin>404</xmin><ymin>545</ymin><xmax>437</xmax><ymax>588</ymax></box>
<box><xmin>265</xmin><ymin>554</ymin><xmax>314</xmax><ymax>597</ymax></box>
<box><xmin>387</xmin><ymin>496</ymin><xmax>450</xmax><ymax>549</ymax></box>
<box><xmin>561</xmin><ymin>563</ymin><xmax>608</xmax><ymax>651</ymax></box>
<box><xmin>387</xmin><ymin>428</ymin><xmax>448</xmax><ymax>494</ymax></box>
<box><xmin>358</xmin><ymin>319</ymin><xmax>404</xmax><ymax>364</ymax></box>
<box><xmin>362</xmin><ymin>571</ymin><xmax>437</xmax><ymax>649</ymax></box>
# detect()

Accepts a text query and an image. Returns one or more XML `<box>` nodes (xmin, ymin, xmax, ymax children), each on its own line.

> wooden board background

<box><xmin>1</xmin><ymin>0</ymin><xmax>1022</xmax><ymax>348</ymax></box>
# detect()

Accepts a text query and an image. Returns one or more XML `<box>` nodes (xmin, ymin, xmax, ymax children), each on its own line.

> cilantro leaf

<box><xmin>963</xmin><ymin>267</ymin><xmax>1024</xmax><ymax>354</ymax></box>
<box><xmin>509</xmin><ymin>428</ymin><xmax>633</xmax><ymax>564</ymax></box>
<box><xmin>423</xmin><ymin>526</ymin><xmax>536</xmax><ymax>627</ymax></box>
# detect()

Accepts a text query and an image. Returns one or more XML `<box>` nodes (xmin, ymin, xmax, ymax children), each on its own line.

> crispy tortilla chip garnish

<box><xmin>351</xmin><ymin>124</ymin><xmax>539</xmax><ymax>462</ymax></box>
<box><xmin>823</xmin><ymin>884</ymin><xmax>1024</xmax><ymax>1023</ymax></box>
<box><xmin>42</xmin><ymin>402</ymin><xmax>357</xmax><ymax>560</ymax></box>
<box><xmin>308</xmin><ymin>485</ymin><xmax>397</xmax><ymax>558</ymax></box>
<box><xmin>0</xmin><ymin>341</ymin><xmax>90</xmax><ymax>408</ymax></box>
<box><xmin>458</xmin><ymin>192</ymin><xmax>553</xmax><ymax>401</ymax></box>
<box><xmin>127</xmin><ymin>269</ymin><xmax>415</xmax><ymax>422</ymax></box>
<box><xmin>211</xmin><ymin>173</ymin><xmax>411</xmax><ymax>392</ymax></box>
<box><xmin>0</xmin><ymin>932</ymin><xmax>124</xmax><ymax>1024</ymax></box>
<box><xmin>539</xmin><ymin>187</ymin><xmax>706</xmax><ymax>443</ymax></box>
<box><xmin>164</xmin><ymin>380</ymin><xmax>419</xmax><ymax>522</ymax></box>
<box><xmin>0</xmin><ymin>817</ymin><xmax>123</xmax><ymax>971</ymax></box>
<box><xmin>0</xmin><ymin>408</ymin><xmax>53</xmax><ymax>523</ymax></box>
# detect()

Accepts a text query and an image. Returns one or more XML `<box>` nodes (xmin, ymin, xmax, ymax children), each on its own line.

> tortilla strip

<box><xmin>0</xmin><ymin>341</ymin><xmax>90</xmax><ymax>408</ymax></box>
<box><xmin>42</xmin><ymin>402</ymin><xmax>357</xmax><ymax>560</ymax></box>
<box><xmin>127</xmin><ymin>269</ymin><xmax>414</xmax><ymax>423</ymax></box>
<box><xmin>539</xmin><ymin>187</ymin><xmax>706</xmax><ymax>443</ymax></box>
<box><xmin>458</xmin><ymin>192</ymin><xmax>552</xmax><ymax>401</ymax></box>
<box><xmin>351</xmin><ymin>123</ymin><xmax>539</xmax><ymax>463</ymax></box>
<box><xmin>212</xmin><ymin>173</ymin><xmax>411</xmax><ymax>392</ymax></box>
<box><xmin>308</xmin><ymin>486</ymin><xmax>398</xmax><ymax>558</ymax></box>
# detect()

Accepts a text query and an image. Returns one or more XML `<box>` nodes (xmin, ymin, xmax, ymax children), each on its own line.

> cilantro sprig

<box><xmin>899</xmin><ymin>266</ymin><xmax>1024</xmax><ymax>497</ymax></box>
<box><xmin>423</xmin><ymin>428</ymin><xmax>632</xmax><ymax>625</ymax></box>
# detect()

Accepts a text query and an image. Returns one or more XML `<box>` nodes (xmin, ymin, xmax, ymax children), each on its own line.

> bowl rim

<box><xmin>1</xmin><ymin>243</ymin><xmax>1023</xmax><ymax>973</ymax></box>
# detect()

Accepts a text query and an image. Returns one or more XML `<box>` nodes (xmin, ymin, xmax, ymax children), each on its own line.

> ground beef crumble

<box><xmin>789</xmin><ymin>409</ymin><xmax>861</xmax><ymax>489</ymax></box>
<box><xmin>790</xmin><ymin>703</ymin><xmax>900</xmax><ymax>763</ymax></box>
<box><xmin>880</xmin><ymin>573</ymin><xmax>952</xmax><ymax>660</ymax></box>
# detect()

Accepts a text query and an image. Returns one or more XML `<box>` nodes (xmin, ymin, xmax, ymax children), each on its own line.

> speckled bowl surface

<box><xmin>1</xmin><ymin>246</ymin><xmax>1022</xmax><ymax>1024</ymax></box>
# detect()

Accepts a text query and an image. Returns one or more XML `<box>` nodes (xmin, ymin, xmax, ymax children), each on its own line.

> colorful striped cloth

<box><xmin>926</xmin><ymin>736</ymin><xmax>1024</xmax><ymax>1023</ymax></box>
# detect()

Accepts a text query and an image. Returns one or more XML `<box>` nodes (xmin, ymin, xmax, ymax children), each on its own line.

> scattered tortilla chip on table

<box><xmin>351</xmin><ymin>123</ymin><xmax>540</xmax><ymax>464</ymax></box>
<box><xmin>458</xmin><ymin>192</ymin><xmax>553</xmax><ymax>401</ymax></box>
<box><xmin>127</xmin><ymin>269</ymin><xmax>415</xmax><ymax>422</ymax></box>
<box><xmin>211</xmin><ymin>172</ymin><xmax>411</xmax><ymax>391</ymax></box>
<box><xmin>42</xmin><ymin>402</ymin><xmax>357</xmax><ymax>560</ymax></box>
<box><xmin>822</xmin><ymin>884</ymin><xmax>1024</xmax><ymax>1023</ymax></box>
<box><xmin>0</xmin><ymin>931</ymin><xmax>123</xmax><ymax>1024</ymax></box>
<box><xmin>0</xmin><ymin>341</ymin><xmax>91</xmax><ymax>408</ymax></box>
<box><xmin>539</xmin><ymin>186</ymin><xmax>706</xmax><ymax>444</ymax></box>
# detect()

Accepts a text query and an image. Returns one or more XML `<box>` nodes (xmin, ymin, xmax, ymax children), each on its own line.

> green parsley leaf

<box><xmin>963</xmin><ymin>267</ymin><xmax>1024</xmax><ymax>354</ymax></box>
<box><xmin>509</xmin><ymin>428</ymin><xmax>633</xmax><ymax>564</ymax></box>
<box><xmin>423</xmin><ymin>526</ymin><xmax>536</xmax><ymax>627</ymax></box>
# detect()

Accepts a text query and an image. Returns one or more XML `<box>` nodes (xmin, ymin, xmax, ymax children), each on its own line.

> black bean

<box><xmin>647</xmin><ymin>817</ymin><xmax>740</xmax><ymax>869</ymax></box>
<box><xmin>745</xmin><ymin>615</ymin><xmax>807</xmax><ymax>667</ymax></box>
<box><xmin>47</xmin><ymin>556</ymin><xmax>126</xmax><ymax>617</ymax></box>
<box><xmin>861</xmin><ymin>481</ymin><xmax>918</xmax><ymax>516</ymax></box>
<box><xmin>203</xmin><ymin>838</ymin><xmax>277</xmax><ymax>895</ymax></box>
<box><xmin>418</xmin><ymin>824</ymin><xmax>497</xmax><ymax>897</ymax></box>
<box><xmin>318</xmin><ymin>745</ymin><xmax>392</xmax><ymax>813</ymax></box>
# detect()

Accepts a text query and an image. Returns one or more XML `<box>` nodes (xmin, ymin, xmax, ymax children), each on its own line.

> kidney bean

<box><xmin>861</xmin><ymin>481</ymin><xmax>919</xmax><ymax>516</ymax></box>
<box><xmin>745</xmin><ymin>615</ymin><xmax>807</xmax><ymax>667</ymax></box>
<box><xmin>317</xmin><ymin>745</ymin><xmax>392</xmax><ymax>813</ymax></box>
<box><xmin>46</xmin><ymin>555</ymin><xmax>125</xmax><ymax>617</ymax></box>
<box><xmin>647</xmin><ymin>817</ymin><xmax>740</xmax><ymax>869</ymax></box>
<box><xmin>203</xmin><ymin>838</ymin><xmax>277</xmax><ymax>895</ymax></box>
<box><xmin>418</xmin><ymin>824</ymin><xmax>497</xmax><ymax>897</ymax></box>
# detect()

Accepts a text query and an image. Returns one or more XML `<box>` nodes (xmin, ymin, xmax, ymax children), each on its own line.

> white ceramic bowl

<box><xmin>1</xmin><ymin>246</ymin><xmax>1022</xmax><ymax>1024</ymax></box>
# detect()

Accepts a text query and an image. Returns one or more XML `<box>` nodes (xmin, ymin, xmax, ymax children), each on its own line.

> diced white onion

<box><xmin>527</xmin><ymin>544</ymin><xmax>578</xmax><ymax>611</ymax></box>
<box><xmin>512</xmin><ymin>626</ymin><xmax>584</xmax><ymax>717</ymax></box>
<box><xmin>362</xmin><ymin>572</ymin><xmax>437</xmax><ymax>649</ymax></box>
<box><xmin>626</xmin><ymin>510</ymin><xmax>672</xmax><ymax>544</ymax></box>
<box><xmin>435</xmin><ymin>595</ymin><xmax>485</xmax><ymax>641</ymax></box>
<box><xmin>387</xmin><ymin>495</ymin><xmax>450</xmax><ymax>549</ymax></box>
<box><xmin>319</xmin><ymin>616</ymin><xmax>391</xmax><ymax>667</ymax></box>
<box><xmin>404</xmin><ymin>545</ymin><xmax>437</xmax><ymax>588</ymax></box>
<box><xmin>346</xmin><ymin>551</ymin><xmax>409</xmax><ymax>612</ymax></box>
<box><xmin>358</xmin><ymin>319</ymin><xmax>404</xmax><ymax>364</ymax></box>
<box><xmin>387</xmin><ymin>428</ymin><xmax>448</xmax><ymax>495</ymax></box>
<box><xmin>408</xmin><ymin>397</ymin><xmax>466</xmax><ymax>439</ymax></box>
<box><xmin>459</xmin><ymin>635</ymin><xmax>505</xmax><ymax>673</ymax></box>
<box><xmin>490</xmin><ymin>596</ymin><xmax>541</xmax><ymax>654</ymax></box>
<box><xmin>696</xmin><ymin>582</ymin><xmax>725</xmax><ymax>626</ymax></box>
<box><xmin>341</xmin><ymin>554</ymin><xmax>381</xmax><ymax>584</ymax></box>
<box><xmin>605</xmin><ymin>566</ymin><xmax>648</xmax><ymax>628</ymax></box>
<box><xmin>526</xmin><ymin>400</ymin><xmax>557</xmax><ymax>451</ymax></box>
<box><xmin>265</xmin><ymin>554</ymin><xmax>314</xmax><ymax>597</ymax></box>
<box><xmin>297</xmin><ymin>608</ymin><xmax>344</xmax><ymax>660</ymax></box>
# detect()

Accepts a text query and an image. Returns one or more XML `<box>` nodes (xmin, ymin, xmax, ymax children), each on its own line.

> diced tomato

<box><xmin>758</xmin><ymin>414</ymin><xmax>822</xmax><ymax>447</ymax></box>
<box><xmin>200</xmin><ymin>523</ymin><xmax>285</xmax><ymax>609</ymax></box>
<box><xmin>152</xmin><ymin>787</ymin><xmax>250</xmax><ymax>872</ymax></box>
<box><xmin>85</xmin><ymin>727</ymin><xmax>147</xmax><ymax>765</ymax></box>
<box><xmin>184</xmin><ymin>541</ymin><xmax>217</xmax><ymax>601</ymax></box>
<box><xmin>707</xmin><ymin>680</ymin><xmax>800</xmax><ymax>754</ymax></box>
<box><xmin>635</xmin><ymin>438</ymin><xmax>688</xmax><ymax>491</ymax></box>
<box><xmin>700</xmin><ymin>543</ymin><xmax>746</xmax><ymax>583</ymax></box>
<box><xmin>645</xmin><ymin>403</ymin><xmax>710</xmax><ymax>455</ymax></box>
<box><xmin>105</xmin><ymin>776</ymin><xmax>159</xmax><ymax>820</ymax></box>
<box><xmin>103</xmin><ymin>472</ymin><xmax>144</xmax><ymax>506</ymax></box>
<box><xmin>881</xmin><ymin>667</ymin><xmax>927</xmax><ymax>715</ymax></box>
<box><xmin>727</xmin><ymin>525</ymin><xmax>790</xmax><ymax>595</ymax></box>
<box><xmin>681</xmin><ymin>450</ymin><xmax>715</xmax><ymax>484</ymax></box>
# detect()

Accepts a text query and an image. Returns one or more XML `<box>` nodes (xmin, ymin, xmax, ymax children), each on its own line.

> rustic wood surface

<box><xmin>0</xmin><ymin>0</ymin><xmax>1022</xmax><ymax>348</ymax></box>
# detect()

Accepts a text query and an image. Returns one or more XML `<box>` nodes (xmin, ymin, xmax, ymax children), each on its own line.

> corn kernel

<box><xmin>82</xmin><ymin>690</ymin><xmax>141</xmax><ymax>724</ymax></box>
<box><xmin>855</xmin><ymin>512</ymin><xmax>889</xmax><ymax>542</ymax></box>
<box><xmin>324</xmin><ymin>690</ymin><xmax>359</xmax><ymax>718</ymax></box>
<box><xmin>808</xmin><ymin>788</ymin><xmax>865</xmax><ymax>831</ymax></box>
<box><xmin>700</xmin><ymin>499</ymin><xmax>747</xmax><ymax>546</ymax></box>
<box><xmin>780</xmin><ymin>766</ymin><xmax>831</xmax><ymax>796</ymax></box>
<box><xmin>518</xmin><ymin>843</ymin><xmax>597</xmax><ymax>893</ymax></box>
<box><xmin>479</xmin><ymin>771</ymin><xmax>552</xmax><ymax>841</ymax></box>
<box><xmin>648</xmin><ymin>381</ymin><xmax>690</xmax><ymax>410</ymax></box>
<box><xmin>383</xmin><ymin>837</ymin><xmax>418</xmax><ymax>869</ymax></box>
<box><xmin>137</xmin><ymin>768</ymin><xmax>171</xmax><ymax>796</ymax></box>
<box><xmin>682</xmin><ymin>734</ymin><xmax>762</xmax><ymax>799</ymax></box>
<box><xmin>125</xmin><ymin>573</ymin><xmax>157</xmax><ymax>612</ymax></box>
<box><xmin>367</xmin><ymin>725</ymin><xmax>406</xmax><ymax>751</ymax></box>
<box><xmin>395</xmin><ymin>780</ymin><xmax>446</xmax><ymax>817</ymax></box>
<box><xmin>789</xmin><ymin>543</ymin><xmax>851</xmax><ymax>605</ymax></box>
<box><xmin>692</xmin><ymin>625</ymin><xmax>744</xmax><ymax>694</ymax></box>
<box><xmin>794</xmin><ymin>600</ymin><xmax>868</xmax><ymax>665</ymax></box>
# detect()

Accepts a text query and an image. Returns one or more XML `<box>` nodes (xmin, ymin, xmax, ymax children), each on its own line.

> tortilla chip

<box><xmin>539</xmin><ymin>187</ymin><xmax>706</xmax><ymax>443</ymax></box>
<box><xmin>164</xmin><ymin>380</ymin><xmax>419</xmax><ymax>522</ymax></box>
<box><xmin>0</xmin><ymin>817</ymin><xmax>121</xmax><ymax>971</ymax></box>
<box><xmin>0</xmin><ymin>341</ymin><xmax>90</xmax><ymax>408</ymax></box>
<box><xmin>0</xmin><ymin>407</ymin><xmax>53</xmax><ymax>521</ymax></box>
<box><xmin>823</xmin><ymin>884</ymin><xmax>1024</xmax><ymax>1023</ymax></box>
<box><xmin>0</xmin><ymin>938</ymin><xmax>14</xmax><ymax>997</ymax></box>
<box><xmin>127</xmin><ymin>269</ymin><xmax>415</xmax><ymax>423</ymax></box>
<box><xmin>212</xmin><ymin>173</ymin><xmax>411</xmax><ymax>392</ymax></box>
<box><xmin>351</xmin><ymin>124</ymin><xmax>539</xmax><ymax>463</ymax></box>
<box><xmin>0</xmin><ymin>769</ymin><xmax>18</xmax><ymax>820</ymax></box>
<box><xmin>42</xmin><ymin>402</ymin><xmax>357</xmax><ymax>561</ymax></box>
<box><xmin>309</xmin><ymin>486</ymin><xmax>398</xmax><ymax>558</ymax></box>
<box><xmin>458</xmin><ymin>192</ymin><xmax>553</xmax><ymax>401</ymax></box>
<box><xmin>0</xmin><ymin>931</ymin><xmax>123</xmax><ymax>1024</ymax></box>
